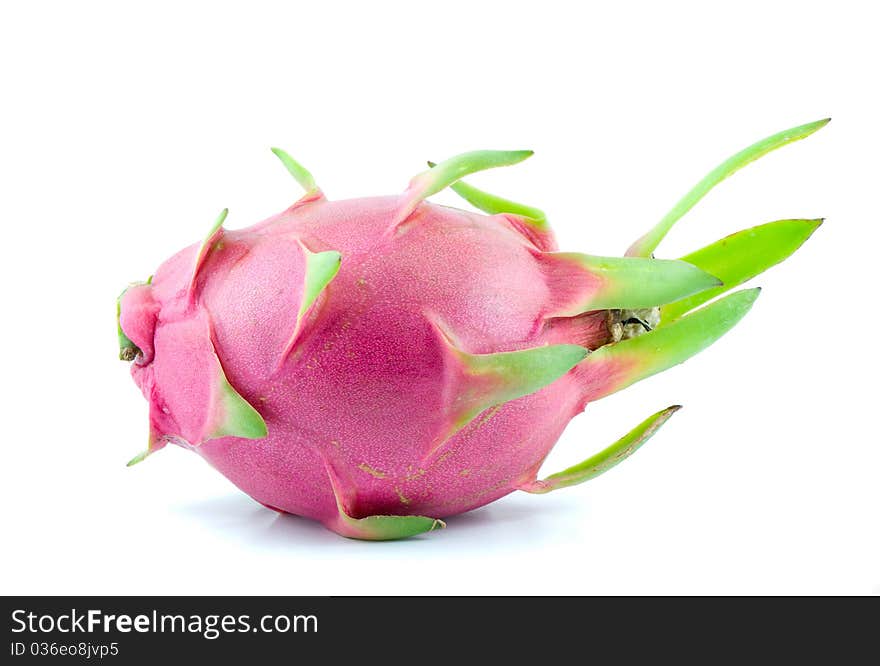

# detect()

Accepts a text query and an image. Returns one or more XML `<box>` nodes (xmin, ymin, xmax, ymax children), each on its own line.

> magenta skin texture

<box><xmin>119</xmin><ymin>195</ymin><xmax>616</xmax><ymax>535</ymax></box>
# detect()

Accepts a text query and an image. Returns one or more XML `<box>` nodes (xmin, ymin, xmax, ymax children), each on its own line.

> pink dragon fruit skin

<box><xmin>117</xmin><ymin>120</ymin><xmax>827</xmax><ymax>540</ymax></box>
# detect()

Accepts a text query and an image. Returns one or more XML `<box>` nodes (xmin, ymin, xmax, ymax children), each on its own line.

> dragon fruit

<box><xmin>117</xmin><ymin>119</ymin><xmax>826</xmax><ymax>540</ymax></box>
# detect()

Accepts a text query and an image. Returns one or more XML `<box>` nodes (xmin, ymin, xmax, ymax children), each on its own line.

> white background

<box><xmin>1</xmin><ymin>1</ymin><xmax>877</xmax><ymax>595</ymax></box>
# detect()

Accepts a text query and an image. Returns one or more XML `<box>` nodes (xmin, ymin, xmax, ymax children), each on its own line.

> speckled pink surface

<box><xmin>119</xmin><ymin>195</ymin><xmax>617</xmax><ymax>533</ymax></box>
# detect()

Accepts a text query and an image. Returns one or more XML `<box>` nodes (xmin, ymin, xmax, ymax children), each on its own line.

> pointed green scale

<box><xmin>395</xmin><ymin>149</ymin><xmax>533</xmax><ymax>225</ymax></box>
<box><xmin>627</xmin><ymin>118</ymin><xmax>830</xmax><ymax>258</ymax></box>
<box><xmin>450</xmin><ymin>342</ymin><xmax>589</xmax><ymax>431</ymax></box>
<box><xmin>126</xmin><ymin>428</ymin><xmax>164</xmax><ymax>467</ymax></box>
<box><xmin>585</xmin><ymin>288</ymin><xmax>761</xmax><ymax>400</ymax></box>
<box><xmin>299</xmin><ymin>248</ymin><xmax>342</xmax><ymax>323</ymax></box>
<box><xmin>661</xmin><ymin>219</ymin><xmax>823</xmax><ymax>323</ymax></box>
<box><xmin>188</xmin><ymin>208</ymin><xmax>228</xmax><ymax>297</ymax></box>
<box><xmin>426</xmin><ymin>160</ymin><xmax>548</xmax><ymax>228</ymax></box>
<box><xmin>423</xmin><ymin>327</ymin><xmax>589</xmax><ymax>462</ymax></box>
<box><xmin>542</xmin><ymin>253</ymin><xmax>721</xmax><ymax>316</ymax></box>
<box><xmin>126</xmin><ymin>449</ymin><xmax>150</xmax><ymax>467</ymax></box>
<box><xmin>208</xmin><ymin>366</ymin><xmax>268</xmax><ymax>440</ymax></box>
<box><xmin>522</xmin><ymin>405</ymin><xmax>681</xmax><ymax>493</ymax></box>
<box><xmin>326</xmin><ymin>469</ymin><xmax>444</xmax><ymax>540</ymax></box>
<box><xmin>338</xmin><ymin>512</ymin><xmax>445</xmax><ymax>541</ymax></box>
<box><xmin>280</xmin><ymin>244</ymin><xmax>342</xmax><ymax>362</ymax></box>
<box><xmin>271</xmin><ymin>147</ymin><xmax>319</xmax><ymax>193</ymax></box>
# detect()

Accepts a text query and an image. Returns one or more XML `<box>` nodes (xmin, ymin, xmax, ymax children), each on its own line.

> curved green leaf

<box><xmin>427</xmin><ymin>160</ymin><xmax>548</xmax><ymax>227</ymax></box>
<box><xmin>395</xmin><ymin>150</ymin><xmax>533</xmax><ymax>224</ymax></box>
<box><xmin>626</xmin><ymin>118</ymin><xmax>829</xmax><ymax>257</ymax></box>
<box><xmin>522</xmin><ymin>405</ymin><xmax>681</xmax><ymax>493</ymax></box>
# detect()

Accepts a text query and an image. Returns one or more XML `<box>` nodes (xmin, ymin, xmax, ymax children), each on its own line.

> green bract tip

<box><xmin>188</xmin><ymin>208</ymin><xmax>228</xmax><ymax>298</ymax></box>
<box><xmin>208</xmin><ymin>364</ymin><xmax>269</xmax><ymax>440</ymax></box>
<box><xmin>271</xmin><ymin>147</ymin><xmax>319</xmax><ymax>193</ymax></box>
<box><xmin>279</xmin><ymin>244</ymin><xmax>342</xmax><ymax>365</ymax></box>
<box><xmin>126</xmin><ymin>449</ymin><xmax>150</xmax><ymax>467</ymax></box>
